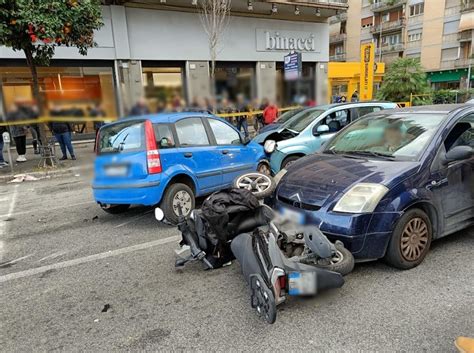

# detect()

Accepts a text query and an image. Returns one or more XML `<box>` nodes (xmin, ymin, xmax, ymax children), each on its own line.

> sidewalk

<box><xmin>0</xmin><ymin>141</ymin><xmax>95</xmax><ymax>182</ymax></box>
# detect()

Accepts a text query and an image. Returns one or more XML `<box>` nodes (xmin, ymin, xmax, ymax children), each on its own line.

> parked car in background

<box><xmin>275</xmin><ymin>105</ymin><xmax>473</xmax><ymax>269</ymax></box>
<box><xmin>259</xmin><ymin>102</ymin><xmax>397</xmax><ymax>173</ymax></box>
<box><xmin>93</xmin><ymin>112</ymin><xmax>269</xmax><ymax>223</ymax></box>
<box><xmin>258</xmin><ymin>107</ymin><xmax>305</xmax><ymax>134</ymax></box>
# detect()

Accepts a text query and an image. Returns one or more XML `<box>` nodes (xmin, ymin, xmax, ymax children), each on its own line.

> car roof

<box><xmin>387</xmin><ymin>104</ymin><xmax>467</xmax><ymax>114</ymax></box>
<box><xmin>304</xmin><ymin>101</ymin><xmax>396</xmax><ymax>111</ymax></box>
<box><xmin>114</xmin><ymin>111</ymin><xmax>215</xmax><ymax>124</ymax></box>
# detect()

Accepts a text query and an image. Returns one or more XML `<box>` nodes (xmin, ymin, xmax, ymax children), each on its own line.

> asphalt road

<box><xmin>0</xmin><ymin>171</ymin><xmax>473</xmax><ymax>352</ymax></box>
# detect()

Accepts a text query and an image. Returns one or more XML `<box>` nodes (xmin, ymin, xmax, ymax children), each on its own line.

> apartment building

<box><xmin>329</xmin><ymin>0</ymin><xmax>474</xmax><ymax>89</ymax></box>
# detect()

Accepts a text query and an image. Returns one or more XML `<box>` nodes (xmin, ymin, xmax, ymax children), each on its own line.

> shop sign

<box><xmin>256</xmin><ymin>29</ymin><xmax>318</xmax><ymax>52</ymax></box>
<box><xmin>359</xmin><ymin>43</ymin><xmax>375</xmax><ymax>100</ymax></box>
<box><xmin>284</xmin><ymin>51</ymin><xmax>302</xmax><ymax>81</ymax></box>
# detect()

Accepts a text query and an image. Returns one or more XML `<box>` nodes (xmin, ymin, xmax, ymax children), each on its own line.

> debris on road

<box><xmin>101</xmin><ymin>304</ymin><xmax>111</xmax><ymax>313</ymax></box>
<box><xmin>8</xmin><ymin>174</ymin><xmax>41</xmax><ymax>183</ymax></box>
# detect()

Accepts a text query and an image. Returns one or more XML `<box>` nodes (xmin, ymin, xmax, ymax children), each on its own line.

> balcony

<box><xmin>371</xmin><ymin>0</ymin><xmax>406</xmax><ymax>12</ymax></box>
<box><xmin>265</xmin><ymin>0</ymin><xmax>348</xmax><ymax>10</ymax></box>
<box><xmin>330</xmin><ymin>53</ymin><xmax>346</xmax><ymax>61</ymax></box>
<box><xmin>330</xmin><ymin>32</ymin><xmax>347</xmax><ymax>43</ymax></box>
<box><xmin>455</xmin><ymin>57</ymin><xmax>474</xmax><ymax>67</ymax></box>
<box><xmin>375</xmin><ymin>43</ymin><xmax>405</xmax><ymax>54</ymax></box>
<box><xmin>371</xmin><ymin>19</ymin><xmax>405</xmax><ymax>34</ymax></box>
<box><xmin>329</xmin><ymin>12</ymin><xmax>348</xmax><ymax>24</ymax></box>
<box><xmin>458</xmin><ymin>30</ymin><xmax>473</xmax><ymax>42</ymax></box>
<box><xmin>462</xmin><ymin>0</ymin><xmax>474</xmax><ymax>12</ymax></box>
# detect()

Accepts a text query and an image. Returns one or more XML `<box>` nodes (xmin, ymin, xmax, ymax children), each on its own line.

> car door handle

<box><xmin>222</xmin><ymin>150</ymin><xmax>229</xmax><ymax>155</ymax></box>
<box><xmin>184</xmin><ymin>152</ymin><xmax>193</xmax><ymax>158</ymax></box>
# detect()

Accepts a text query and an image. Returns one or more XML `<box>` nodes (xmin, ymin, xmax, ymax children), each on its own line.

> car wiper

<box><xmin>344</xmin><ymin>151</ymin><xmax>396</xmax><ymax>160</ymax></box>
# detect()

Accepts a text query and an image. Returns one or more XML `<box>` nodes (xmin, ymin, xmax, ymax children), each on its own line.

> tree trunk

<box><xmin>210</xmin><ymin>50</ymin><xmax>216</xmax><ymax>113</ymax></box>
<box><xmin>24</xmin><ymin>47</ymin><xmax>47</xmax><ymax>146</ymax></box>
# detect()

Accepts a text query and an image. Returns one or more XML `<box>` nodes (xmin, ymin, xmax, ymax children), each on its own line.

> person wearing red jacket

<box><xmin>263</xmin><ymin>101</ymin><xmax>278</xmax><ymax>125</ymax></box>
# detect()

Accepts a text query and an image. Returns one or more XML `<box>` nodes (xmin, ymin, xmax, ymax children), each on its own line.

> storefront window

<box><xmin>142</xmin><ymin>66</ymin><xmax>184</xmax><ymax>112</ymax></box>
<box><xmin>215</xmin><ymin>64</ymin><xmax>255</xmax><ymax>101</ymax></box>
<box><xmin>0</xmin><ymin>65</ymin><xmax>117</xmax><ymax>134</ymax></box>
<box><xmin>276</xmin><ymin>62</ymin><xmax>315</xmax><ymax>106</ymax></box>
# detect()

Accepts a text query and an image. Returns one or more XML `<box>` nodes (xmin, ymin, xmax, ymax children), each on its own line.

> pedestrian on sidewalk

<box><xmin>90</xmin><ymin>102</ymin><xmax>106</xmax><ymax>152</ymax></box>
<box><xmin>49</xmin><ymin>106</ymin><xmax>76</xmax><ymax>161</ymax></box>
<box><xmin>235</xmin><ymin>94</ymin><xmax>249</xmax><ymax>138</ymax></box>
<box><xmin>129</xmin><ymin>97</ymin><xmax>150</xmax><ymax>116</ymax></box>
<box><xmin>8</xmin><ymin>104</ymin><xmax>28</xmax><ymax>163</ymax></box>
<box><xmin>0</xmin><ymin>125</ymin><xmax>8</xmax><ymax>168</ymax></box>
<box><xmin>263</xmin><ymin>100</ymin><xmax>279</xmax><ymax>126</ymax></box>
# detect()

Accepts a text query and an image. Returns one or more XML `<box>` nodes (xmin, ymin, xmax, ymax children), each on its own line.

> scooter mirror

<box><xmin>154</xmin><ymin>207</ymin><xmax>165</xmax><ymax>221</ymax></box>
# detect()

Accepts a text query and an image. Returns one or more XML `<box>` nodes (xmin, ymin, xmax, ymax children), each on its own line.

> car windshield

<box><xmin>98</xmin><ymin>120</ymin><xmax>145</xmax><ymax>154</ymax></box>
<box><xmin>276</xmin><ymin>109</ymin><xmax>303</xmax><ymax>124</ymax></box>
<box><xmin>285</xmin><ymin>109</ymin><xmax>325</xmax><ymax>132</ymax></box>
<box><xmin>323</xmin><ymin>113</ymin><xmax>447</xmax><ymax>160</ymax></box>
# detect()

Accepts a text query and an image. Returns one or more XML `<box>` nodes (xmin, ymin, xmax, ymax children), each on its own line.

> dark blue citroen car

<box><xmin>275</xmin><ymin>105</ymin><xmax>473</xmax><ymax>269</ymax></box>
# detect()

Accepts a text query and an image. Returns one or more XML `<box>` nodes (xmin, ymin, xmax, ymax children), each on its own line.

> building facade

<box><xmin>329</xmin><ymin>0</ymin><xmax>474</xmax><ymax>90</ymax></box>
<box><xmin>0</xmin><ymin>0</ymin><xmax>348</xmax><ymax>121</ymax></box>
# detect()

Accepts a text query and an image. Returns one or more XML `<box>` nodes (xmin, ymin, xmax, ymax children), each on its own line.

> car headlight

<box><xmin>333</xmin><ymin>183</ymin><xmax>388</xmax><ymax>214</ymax></box>
<box><xmin>264</xmin><ymin>140</ymin><xmax>276</xmax><ymax>153</ymax></box>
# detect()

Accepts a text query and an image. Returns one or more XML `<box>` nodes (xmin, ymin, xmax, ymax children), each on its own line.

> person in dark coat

<box><xmin>8</xmin><ymin>104</ymin><xmax>28</xmax><ymax>162</ymax></box>
<box><xmin>129</xmin><ymin>97</ymin><xmax>150</xmax><ymax>116</ymax></box>
<box><xmin>49</xmin><ymin>106</ymin><xmax>76</xmax><ymax>160</ymax></box>
<box><xmin>90</xmin><ymin>103</ymin><xmax>106</xmax><ymax>151</ymax></box>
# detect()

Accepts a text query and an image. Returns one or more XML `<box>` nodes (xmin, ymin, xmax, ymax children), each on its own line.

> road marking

<box><xmin>0</xmin><ymin>254</ymin><xmax>34</xmax><ymax>267</ymax></box>
<box><xmin>0</xmin><ymin>235</ymin><xmax>180</xmax><ymax>283</ymax></box>
<box><xmin>0</xmin><ymin>184</ymin><xmax>18</xmax><ymax>262</ymax></box>
<box><xmin>38</xmin><ymin>251</ymin><xmax>69</xmax><ymax>263</ymax></box>
<box><xmin>0</xmin><ymin>200</ymin><xmax>95</xmax><ymax>219</ymax></box>
<box><xmin>114</xmin><ymin>209</ymin><xmax>154</xmax><ymax>229</ymax></box>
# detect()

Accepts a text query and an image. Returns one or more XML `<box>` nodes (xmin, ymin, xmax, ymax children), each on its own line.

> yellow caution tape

<box><xmin>0</xmin><ymin>106</ymin><xmax>300</xmax><ymax>127</ymax></box>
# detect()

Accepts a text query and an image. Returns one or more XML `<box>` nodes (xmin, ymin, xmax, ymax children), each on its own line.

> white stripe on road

<box><xmin>0</xmin><ymin>200</ymin><xmax>95</xmax><ymax>219</ymax></box>
<box><xmin>0</xmin><ymin>235</ymin><xmax>179</xmax><ymax>283</ymax></box>
<box><xmin>0</xmin><ymin>184</ymin><xmax>18</xmax><ymax>262</ymax></box>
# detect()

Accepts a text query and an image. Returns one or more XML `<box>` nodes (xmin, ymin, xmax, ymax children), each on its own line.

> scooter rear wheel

<box><xmin>250</xmin><ymin>274</ymin><xmax>277</xmax><ymax>324</ymax></box>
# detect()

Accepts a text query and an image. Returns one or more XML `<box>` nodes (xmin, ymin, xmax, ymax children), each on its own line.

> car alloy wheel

<box><xmin>172</xmin><ymin>190</ymin><xmax>192</xmax><ymax>216</ymax></box>
<box><xmin>400</xmin><ymin>217</ymin><xmax>429</xmax><ymax>261</ymax></box>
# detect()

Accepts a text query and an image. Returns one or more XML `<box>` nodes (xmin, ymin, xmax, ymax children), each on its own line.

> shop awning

<box><xmin>459</xmin><ymin>12</ymin><xmax>474</xmax><ymax>32</ymax></box>
<box><xmin>427</xmin><ymin>69</ymin><xmax>473</xmax><ymax>83</ymax></box>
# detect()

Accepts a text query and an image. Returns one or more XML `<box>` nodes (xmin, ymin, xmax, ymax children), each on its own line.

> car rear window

<box><xmin>98</xmin><ymin>120</ymin><xmax>145</xmax><ymax>154</ymax></box>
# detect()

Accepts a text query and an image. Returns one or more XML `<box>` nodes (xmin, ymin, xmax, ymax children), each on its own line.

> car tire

<box><xmin>100</xmin><ymin>204</ymin><xmax>130</xmax><ymax>214</ymax></box>
<box><xmin>314</xmin><ymin>242</ymin><xmax>355</xmax><ymax>276</ymax></box>
<box><xmin>384</xmin><ymin>208</ymin><xmax>433</xmax><ymax>270</ymax></box>
<box><xmin>281</xmin><ymin>155</ymin><xmax>301</xmax><ymax>170</ymax></box>
<box><xmin>233</xmin><ymin>172</ymin><xmax>275</xmax><ymax>199</ymax></box>
<box><xmin>257</xmin><ymin>162</ymin><xmax>271</xmax><ymax>176</ymax></box>
<box><xmin>160</xmin><ymin>183</ymin><xmax>195</xmax><ymax>224</ymax></box>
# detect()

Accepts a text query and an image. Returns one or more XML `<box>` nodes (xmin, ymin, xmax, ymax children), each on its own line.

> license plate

<box><xmin>288</xmin><ymin>271</ymin><xmax>316</xmax><ymax>296</ymax></box>
<box><xmin>104</xmin><ymin>165</ymin><xmax>128</xmax><ymax>176</ymax></box>
<box><xmin>280</xmin><ymin>206</ymin><xmax>305</xmax><ymax>224</ymax></box>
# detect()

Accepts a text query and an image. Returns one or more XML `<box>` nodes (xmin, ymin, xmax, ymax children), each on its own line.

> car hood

<box><xmin>253</xmin><ymin>127</ymin><xmax>298</xmax><ymax>144</ymax></box>
<box><xmin>277</xmin><ymin>154</ymin><xmax>420</xmax><ymax>208</ymax></box>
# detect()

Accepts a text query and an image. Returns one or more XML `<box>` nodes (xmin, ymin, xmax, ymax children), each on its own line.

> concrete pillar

<box><xmin>315</xmin><ymin>62</ymin><xmax>329</xmax><ymax>105</ymax></box>
<box><xmin>256</xmin><ymin>62</ymin><xmax>276</xmax><ymax>102</ymax></box>
<box><xmin>116</xmin><ymin>60</ymin><xmax>144</xmax><ymax>115</ymax></box>
<box><xmin>186</xmin><ymin>61</ymin><xmax>211</xmax><ymax>101</ymax></box>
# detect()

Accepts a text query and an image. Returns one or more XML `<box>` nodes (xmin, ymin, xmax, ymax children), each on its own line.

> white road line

<box><xmin>0</xmin><ymin>200</ymin><xmax>95</xmax><ymax>219</ymax></box>
<box><xmin>0</xmin><ymin>254</ymin><xmax>34</xmax><ymax>266</ymax></box>
<box><xmin>0</xmin><ymin>235</ymin><xmax>180</xmax><ymax>283</ymax></box>
<box><xmin>0</xmin><ymin>184</ymin><xmax>18</xmax><ymax>262</ymax></box>
<box><xmin>114</xmin><ymin>209</ymin><xmax>154</xmax><ymax>229</ymax></box>
<box><xmin>38</xmin><ymin>251</ymin><xmax>68</xmax><ymax>263</ymax></box>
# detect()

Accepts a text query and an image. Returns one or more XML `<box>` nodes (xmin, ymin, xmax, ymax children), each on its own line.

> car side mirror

<box><xmin>314</xmin><ymin>124</ymin><xmax>330</xmax><ymax>136</ymax></box>
<box><xmin>241</xmin><ymin>135</ymin><xmax>251</xmax><ymax>145</ymax></box>
<box><xmin>441</xmin><ymin>145</ymin><xmax>473</xmax><ymax>165</ymax></box>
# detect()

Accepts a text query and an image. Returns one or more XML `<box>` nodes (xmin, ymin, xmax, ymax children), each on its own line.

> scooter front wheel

<box><xmin>313</xmin><ymin>243</ymin><xmax>355</xmax><ymax>276</ymax></box>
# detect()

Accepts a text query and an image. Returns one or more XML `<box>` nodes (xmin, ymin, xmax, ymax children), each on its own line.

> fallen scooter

<box><xmin>155</xmin><ymin>172</ymin><xmax>354</xmax><ymax>323</ymax></box>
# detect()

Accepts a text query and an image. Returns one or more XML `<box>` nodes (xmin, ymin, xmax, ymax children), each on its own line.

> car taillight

<box><xmin>144</xmin><ymin>120</ymin><xmax>162</xmax><ymax>174</ymax></box>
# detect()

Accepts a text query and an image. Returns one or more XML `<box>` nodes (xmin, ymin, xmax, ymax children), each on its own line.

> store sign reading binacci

<box><xmin>257</xmin><ymin>30</ymin><xmax>317</xmax><ymax>52</ymax></box>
